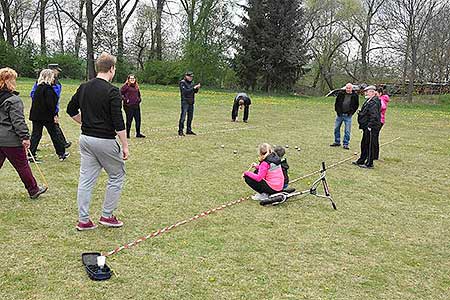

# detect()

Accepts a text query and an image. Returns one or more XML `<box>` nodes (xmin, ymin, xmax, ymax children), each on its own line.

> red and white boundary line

<box><xmin>103</xmin><ymin>197</ymin><xmax>250</xmax><ymax>257</ymax></box>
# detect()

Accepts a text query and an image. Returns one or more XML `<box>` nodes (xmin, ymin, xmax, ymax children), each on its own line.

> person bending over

<box><xmin>231</xmin><ymin>93</ymin><xmax>251</xmax><ymax>123</ymax></box>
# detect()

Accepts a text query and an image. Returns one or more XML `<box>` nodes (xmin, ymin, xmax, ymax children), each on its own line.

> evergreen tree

<box><xmin>236</xmin><ymin>0</ymin><xmax>307</xmax><ymax>91</ymax></box>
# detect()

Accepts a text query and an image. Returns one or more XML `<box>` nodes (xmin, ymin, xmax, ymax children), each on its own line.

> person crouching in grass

<box><xmin>243</xmin><ymin>143</ymin><xmax>284</xmax><ymax>201</ymax></box>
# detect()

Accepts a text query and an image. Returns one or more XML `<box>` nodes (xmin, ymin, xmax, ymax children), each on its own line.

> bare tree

<box><xmin>382</xmin><ymin>0</ymin><xmax>444</xmax><ymax>102</ymax></box>
<box><xmin>57</xmin><ymin>0</ymin><xmax>110</xmax><ymax>78</ymax></box>
<box><xmin>342</xmin><ymin>0</ymin><xmax>387</xmax><ymax>82</ymax></box>
<box><xmin>306</xmin><ymin>0</ymin><xmax>353</xmax><ymax>90</ymax></box>
<box><xmin>0</xmin><ymin>0</ymin><xmax>14</xmax><ymax>45</ymax></box>
<box><xmin>39</xmin><ymin>0</ymin><xmax>49</xmax><ymax>55</ymax></box>
<box><xmin>114</xmin><ymin>0</ymin><xmax>139</xmax><ymax>60</ymax></box>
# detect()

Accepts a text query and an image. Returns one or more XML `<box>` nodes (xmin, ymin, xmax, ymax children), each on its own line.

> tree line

<box><xmin>1</xmin><ymin>0</ymin><xmax>449</xmax><ymax>100</ymax></box>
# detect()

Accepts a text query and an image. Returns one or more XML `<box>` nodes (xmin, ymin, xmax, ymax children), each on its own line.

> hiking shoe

<box><xmin>136</xmin><ymin>134</ymin><xmax>146</xmax><ymax>138</ymax></box>
<box><xmin>359</xmin><ymin>164</ymin><xmax>374</xmax><ymax>169</ymax></box>
<box><xmin>178</xmin><ymin>131</ymin><xmax>185</xmax><ymax>136</ymax></box>
<box><xmin>28</xmin><ymin>156</ymin><xmax>42</xmax><ymax>163</ymax></box>
<box><xmin>58</xmin><ymin>152</ymin><xmax>70</xmax><ymax>161</ymax></box>
<box><xmin>186</xmin><ymin>131</ymin><xmax>197</xmax><ymax>135</ymax></box>
<box><xmin>330</xmin><ymin>143</ymin><xmax>340</xmax><ymax>147</ymax></box>
<box><xmin>343</xmin><ymin>145</ymin><xmax>350</xmax><ymax>150</ymax></box>
<box><xmin>76</xmin><ymin>220</ymin><xmax>98</xmax><ymax>231</ymax></box>
<box><xmin>243</xmin><ymin>120</ymin><xmax>248</xmax><ymax>123</ymax></box>
<box><xmin>99</xmin><ymin>215</ymin><xmax>124</xmax><ymax>228</ymax></box>
<box><xmin>64</xmin><ymin>141</ymin><xmax>72</xmax><ymax>148</ymax></box>
<box><xmin>352</xmin><ymin>161</ymin><xmax>364</xmax><ymax>166</ymax></box>
<box><xmin>30</xmin><ymin>185</ymin><xmax>48</xmax><ymax>199</ymax></box>
<box><xmin>251</xmin><ymin>193</ymin><xmax>269</xmax><ymax>201</ymax></box>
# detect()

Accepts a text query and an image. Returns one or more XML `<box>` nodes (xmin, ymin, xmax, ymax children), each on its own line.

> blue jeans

<box><xmin>178</xmin><ymin>101</ymin><xmax>194</xmax><ymax>133</ymax></box>
<box><xmin>334</xmin><ymin>114</ymin><xmax>352</xmax><ymax>146</ymax></box>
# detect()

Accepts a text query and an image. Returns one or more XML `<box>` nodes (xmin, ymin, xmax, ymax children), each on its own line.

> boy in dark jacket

<box><xmin>273</xmin><ymin>146</ymin><xmax>289</xmax><ymax>189</ymax></box>
<box><xmin>353</xmin><ymin>85</ymin><xmax>381</xmax><ymax>169</ymax></box>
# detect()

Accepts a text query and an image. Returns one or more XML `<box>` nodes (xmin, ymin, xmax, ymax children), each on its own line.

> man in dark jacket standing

<box><xmin>67</xmin><ymin>52</ymin><xmax>129</xmax><ymax>231</ymax></box>
<box><xmin>330</xmin><ymin>83</ymin><xmax>359</xmax><ymax>149</ymax></box>
<box><xmin>178</xmin><ymin>71</ymin><xmax>201</xmax><ymax>136</ymax></box>
<box><xmin>353</xmin><ymin>85</ymin><xmax>381</xmax><ymax>169</ymax></box>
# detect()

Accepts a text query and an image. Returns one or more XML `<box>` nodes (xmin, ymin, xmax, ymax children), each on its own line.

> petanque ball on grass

<box><xmin>294</xmin><ymin>146</ymin><xmax>298</xmax><ymax>149</ymax></box>
<box><xmin>233</xmin><ymin>150</ymin><xmax>238</xmax><ymax>154</ymax></box>
<box><xmin>221</xmin><ymin>145</ymin><xmax>224</xmax><ymax>148</ymax></box>
<box><xmin>354</xmin><ymin>152</ymin><xmax>358</xmax><ymax>155</ymax></box>
<box><xmin>285</xmin><ymin>145</ymin><xmax>289</xmax><ymax>148</ymax></box>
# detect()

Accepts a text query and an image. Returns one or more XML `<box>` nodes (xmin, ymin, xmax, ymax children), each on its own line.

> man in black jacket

<box><xmin>330</xmin><ymin>83</ymin><xmax>359</xmax><ymax>149</ymax></box>
<box><xmin>231</xmin><ymin>92</ymin><xmax>251</xmax><ymax>123</ymax></box>
<box><xmin>353</xmin><ymin>85</ymin><xmax>381</xmax><ymax>169</ymax></box>
<box><xmin>178</xmin><ymin>71</ymin><xmax>201</xmax><ymax>136</ymax></box>
<box><xmin>67</xmin><ymin>52</ymin><xmax>129</xmax><ymax>231</ymax></box>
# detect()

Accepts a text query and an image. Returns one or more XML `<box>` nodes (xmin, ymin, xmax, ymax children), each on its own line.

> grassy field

<box><xmin>1</xmin><ymin>78</ymin><xmax>449</xmax><ymax>300</ymax></box>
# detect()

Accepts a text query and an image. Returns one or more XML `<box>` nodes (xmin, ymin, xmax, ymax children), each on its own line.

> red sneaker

<box><xmin>76</xmin><ymin>220</ymin><xmax>98</xmax><ymax>231</ymax></box>
<box><xmin>99</xmin><ymin>215</ymin><xmax>123</xmax><ymax>228</ymax></box>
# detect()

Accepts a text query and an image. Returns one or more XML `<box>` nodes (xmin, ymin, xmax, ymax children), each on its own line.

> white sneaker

<box><xmin>251</xmin><ymin>193</ymin><xmax>269</xmax><ymax>201</ymax></box>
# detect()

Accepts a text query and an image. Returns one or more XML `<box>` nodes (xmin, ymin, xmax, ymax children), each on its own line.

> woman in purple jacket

<box><xmin>120</xmin><ymin>74</ymin><xmax>145</xmax><ymax>138</ymax></box>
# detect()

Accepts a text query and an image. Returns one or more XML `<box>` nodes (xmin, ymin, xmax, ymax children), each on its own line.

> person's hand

<box><xmin>54</xmin><ymin>115</ymin><xmax>59</xmax><ymax>124</ymax></box>
<box><xmin>22</xmin><ymin>139</ymin><xmax>30</xmax><ymax>151</ymax></box>
<box><xmin>122</xmin><ymin>146</ymin><xmax>129</xmax><ymax>160</ymax></box>
<box><xmin>194</xmin><ymin>83</ymin><xmax>201</xmax><ymax>89</ymax></box>
<box><xmin>251</xmin><ymin>162</ymin><xmax>258</xmax><ymax>168</ymax></box>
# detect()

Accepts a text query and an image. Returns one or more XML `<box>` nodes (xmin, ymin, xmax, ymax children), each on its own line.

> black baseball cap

<box><xmin>185</xmin><ymin>71</ymin><xmax>194</xmax><ymax>76</ymax></box>
<box><xmin>48</xmin><ymin>64</ymin><xmax>62</xmax><ymax>71</ymax></box>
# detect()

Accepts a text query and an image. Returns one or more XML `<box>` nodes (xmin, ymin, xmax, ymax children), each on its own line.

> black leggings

<box><xmin>244</xmin><ymin>175</ymin><xmax>279</xmax><ymax>195</ymax></box>
<box><xmin>30</xmin><ymin>120</ymin><xmax>65</xmax><ymax>156</ymax></box>
<box><xmin>124</xmin><ymin>105</ymin><xmax>142</xmax><ymax>137</ymax></box>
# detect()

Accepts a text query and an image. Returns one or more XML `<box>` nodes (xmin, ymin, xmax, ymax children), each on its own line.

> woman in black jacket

<box><xmin>29</xmin><ymin>69</ymin><xmax>68</xmax><ymax>161</ymax></box>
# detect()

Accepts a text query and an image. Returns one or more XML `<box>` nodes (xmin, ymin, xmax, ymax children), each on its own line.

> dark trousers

<box><xmin>30</xmin><ymin>120</ymin><xmax>65</xmax><ymax>157</ymax></box>
<box><xmin>231</xmin><ymin>102</ymin><xmax>249</xmax><ymax>121</ymax></box>
<box><xmin>374</xmin><ymin>123</ymin><xmax>383</xmax><ymax>160</ymax></box>
<box><xmin>0</xmin><ymin>146</ymin><xmax>39</xmax><ymax>196</ymax></box>
<box><xmin>178</xmin><ymin>101</ymin><xmax>194</xmax><ymax>133</ymax></box>
<box><xmin>55</xmin><ymin>123</ymin><xmax>69</xmax><ymax>146</ymax></box>
<box><xmin>357</xmin><ymin>128</ymin><xmax>378</xmax><ymax>167</ymax></box>
<box><xmin>244</xmin><ymin>175</ymin><xmax>279</xmax><ymax>195</ymax></box>
<box><xmin>124</xmin><ymin>105</ymin><xmax>142</xmax><ymax>137</ymax></box>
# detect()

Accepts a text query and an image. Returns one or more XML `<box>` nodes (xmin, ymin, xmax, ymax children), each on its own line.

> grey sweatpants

<box><xmin>77</xmin><ymin>135</ymin><xmax>126</xmax><ymax>222</ymax></box>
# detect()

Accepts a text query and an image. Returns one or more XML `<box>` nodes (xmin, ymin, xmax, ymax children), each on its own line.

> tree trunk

<box><xmin>407</xmin><ymin>44</ymin><xmax>417</xmax><ymax>103</ymax></box>
<box><xmin>74</xmin><ymin>0</ymin><xmax>85</xmax><ymax>58</ymax></box>
<box><xmin>115</xmin><ymin>0</ymin><xmax>124</xmax><ymax>60</ymax></box>
<box><xmin>360</xmin><ymin>16</ymin><xmax>371</xmax><ymax>82</ymax></box>
<box><xmin>0</xmin><ymin>0</ymin><xmax>14</xmax><ymax>46</ymax></box>
<box><xmin>155</xmin><ymin>0</ymin><xmax>165</xmax><ymax>60</ymax></box>
<box><xmin>53</xmin><ymin>0</ymin><xmax>64</xmax><ymax>53</ymax></box>
<box><xmin>86</xmin><ymin>0</ymin><xmax>96</xmax><ymax>79</ymax></box>
<box><xmin>40</xmin><ymin>0</ymin><xmax>48</xmax><ymax>56</ymax></box>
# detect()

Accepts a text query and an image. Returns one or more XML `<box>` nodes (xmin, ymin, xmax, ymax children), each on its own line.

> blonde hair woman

<box><xmin>29</xmin><ymin>69</ymin><xmax>68</xmax><ymax>161</ymax></box>
<box><xmin>0</xmin><ymin>67</ymin><xmax>47</xmax><ymax>199</ymax></box>
<box><xmin>243</xmin><ymin>143</ymin><xmax>285</xmax><ymax>201</ymax></box>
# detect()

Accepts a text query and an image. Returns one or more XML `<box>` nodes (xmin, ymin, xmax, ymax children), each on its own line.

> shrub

<box><xmin>139</xmin><ymin>60</ymin><xmax>185</xmax><ymax>85</ymax></box>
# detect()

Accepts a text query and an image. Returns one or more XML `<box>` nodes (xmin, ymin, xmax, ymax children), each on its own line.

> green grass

<box><xmin>1</xmin><ymin>79</ymin><xmax>450</xmax><ymax>300</ymax></box>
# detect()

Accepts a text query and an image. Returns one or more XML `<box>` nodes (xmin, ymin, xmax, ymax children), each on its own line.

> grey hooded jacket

<box><xmin>0</xmin><ymin>90</ymin><xmax>30</xmax><ymax>147</ymax></box>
